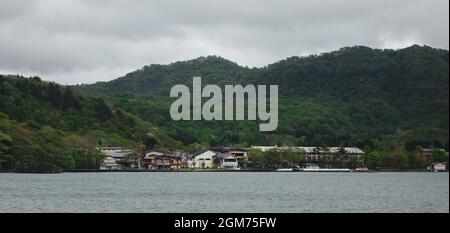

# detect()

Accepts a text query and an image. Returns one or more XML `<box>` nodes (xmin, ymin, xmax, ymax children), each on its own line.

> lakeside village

<box><xmin>98</xmin><ymin>145</ymin><xmax>449</xmax><ymax>172</ymax></box>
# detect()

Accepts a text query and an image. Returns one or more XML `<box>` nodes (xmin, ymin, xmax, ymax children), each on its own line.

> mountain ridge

<box><xmin>75</xmin><ymin>45</ymin><xmax>448</xmax><ymax>151</ymax></box>
<box><xmin>78</xmin><ymin>45</ymin><xmax>449</xmax><ymax>96</ymax></box>
<box><xmin>1</xmin><ymin>45</ymin><xmax>448</xmax><ymax>171</ymax></box>
<box><xmin>79</xmin><ymin>45</ymin><xmax>447</xmax><ymax>82</ymax></box>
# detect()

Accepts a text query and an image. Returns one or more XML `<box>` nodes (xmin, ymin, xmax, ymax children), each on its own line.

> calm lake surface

<box><xmin>0</xmin><ymin>172</ymin><xmax>448</xmax><ymax>213</ymax></box>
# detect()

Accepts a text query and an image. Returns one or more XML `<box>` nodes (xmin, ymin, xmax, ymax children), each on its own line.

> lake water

<box><xmin>0</xmin><ymin>172</ymin><xmax>448</xmax><ymax>213</ymax></box>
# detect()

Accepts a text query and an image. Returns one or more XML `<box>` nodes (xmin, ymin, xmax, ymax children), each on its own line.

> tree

<box><xmin>0</xmin><ymin>132</ymin><xmax>13</xmax><ymax>170</ymax></box>
<box><xmin>410</xmin><ymin>147</ymin><xmax>429</xmax><ymax>169</ymax></box>
<box><xmin>283</xmin><ymin>148</ymin><xmax>305</xmax><ymax>167</ymax></box>
<box><xmin>386</xmin><ymin>147</ymin><xmax>410</xmax><ymax>170</ymax></box>
<box><xmin>62</xmin><ymin>88</ymin><xmax>81</xmax><ymax>111</ymax></box>
<box><xmin>57</xmin><ymin>153</ymin><xmax>76</xmax><ymax>170</ymax></box>
<box><xmin>185</xmin><ymin>143</ymin><xmax>204</xmax><ymax>154</ymax></box>
<box><xmin>95</xmin><ymin>98</ymin><xmax>113</xmax><ymax>121</ymax></box>
<box><xmin>144</xmin><ymin>133</ymin><xmax>159</xmax><ymax>149</ymax></box>
<box><xmin>365</xmin><ymin>151</ymin><xmax>381</xmax><ymax>169</ymax></box>
<box><xmin>47</xmin><ymin>82</ymin><xmax>62</xmax><ymax>107</ymax></box>
<box><xmin>432</xmin><ymin>149</ymin><xmax>448</xmax><ymax>163</ymax></box>
<box><xmin>248</xmin><ymin>148</ymin><xmax>264</xmax><ymax>168</ymax></box>
<box><xmin>262</xmin><ymin>149</ymin><xmax>284</xmax><ymax>169</ymax></box>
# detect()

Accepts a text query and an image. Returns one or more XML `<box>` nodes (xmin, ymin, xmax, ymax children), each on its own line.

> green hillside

<box><xmin>80</xmin><ymin>45</ymin><xmax>449</xmax><ymax>152</ymax></box>
<box><xmin>1</xmin><ymin>45</ymin><xmax>448</xmax><ymax>171</ymax></box>
<box><xmin>0</xmin><ymin>75</ymin><xmax>164</xmax><ymax>171</ymax></box>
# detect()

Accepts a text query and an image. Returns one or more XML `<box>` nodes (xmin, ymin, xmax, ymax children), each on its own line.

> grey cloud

<box><xmin>0</xmin><ymin>0</ymin><xmax>448</xmax><ymax>84</ymax></box>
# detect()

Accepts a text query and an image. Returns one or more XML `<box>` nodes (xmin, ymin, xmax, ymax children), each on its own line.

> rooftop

<box><xmin>250</xmin><ymin>146</ymin><xmax>365</xmax><ymax>154</ymax></box>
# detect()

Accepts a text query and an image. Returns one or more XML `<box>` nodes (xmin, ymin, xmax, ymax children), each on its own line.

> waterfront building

<box><xmin>99</xmin><ymin>147</ymin><xmax>134</xmax><ymax>170</ymax></box>
<box><xmin>415</xmin><ymin>148</ymin><xmax>435</xmax><ymax>164</ymax></box>
<box><xmin>209</xmin><ymin>147</ymin><xmax>249</xmax><ymax>167</ymax></box>
<box><xmin>192</xmin><ymin>149</ymin><xmax>216</xmax><ymax>168</ymax></box>
<box><xmin>416</xmin><ymin>147</ymin><xmax>447</xmax><ymax>165</ymax></box>
<box><xmin>166</xmin><ymin>150</ymin><xmax>191</xmax><ymax>168</ymax></box>
<box><xmin>142</xmin><ymin>150</ymin><xmax>181</xmax><ymax>170</ymax></box>
<box><xmin>250</xmin><ymin>145</ymin><xmax>365</xmax><ymax>163</ymax></box>
<box><xmin>229</xmin><ymin>148</ymin><xmax>249</xmax><ymax>164</ymax></box>
<box><xmin>100</xmin><ymin>156</ymin><xmax>120</xmax><ymax>170</ymax></box>
<box><xmin>152</xmin><ymin>155</ymin><xmax>181</xmax><ymax>170</ymax></box>
<box><xmin>216</xmin><ymin>153</ymin><xmax>240</xmax><ymax>169</ymax></box>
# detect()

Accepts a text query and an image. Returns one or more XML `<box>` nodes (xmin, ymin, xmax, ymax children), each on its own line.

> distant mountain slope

<box><xmin>259</xmin><ymin>45</ymin><xmax>449</xmax><ymax>130</ymax></box>
<box><xmin>78</xmin><ymin>45</ymin><xmax>449</xmax><ymax>151</ymax></box>
<box><xmin>82</xmin><ymin>46</ymin><xmax>448</xmax><ymax>101</ymax></box>
<box><xmin>80</xmin><ymin>56</ymin><xmax>256</xmax><ymax>96</ymax></box>
<box><xmin>0</xmin><ymin>75</ymin><xmax>168</xmax><ymax>171</ymax></box>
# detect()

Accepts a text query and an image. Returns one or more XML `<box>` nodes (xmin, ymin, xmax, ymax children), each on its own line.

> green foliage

<box><xmin>0</xmin><ymin>75</ymin><xmax>157</xmax><ymax>171</ymax></box>
<box><xmin>80</xmin><ymin>46</ymin><xmax>448</xmax><ymax>154</ymax></box>
<box><xmin>0</xmin><ymin>131</ymin><xmax>13</xmax><ymax>170</ymax></box>
<box><xmin>432</xmin><ymin>149</ymin><xmax>448</xmax><ymax>163</ymax></box>
<box><xmin>383</xmin><ymin>147</ymin><xmax>411</xmax><ymax>170</ymax></box>
<box><xmin>248</xmin><ymin>148</ymin><xmax>305</xmax><ymax>168</ymax></box>
<box><xmin>1</xmin><ymin>45</ymin><xmax>449</xmax><ymax>171</ymax></box>
<box><xmin>365</xmin><ymin>151</ymin><xmax>381</xmax><ymax>169</ymax></box>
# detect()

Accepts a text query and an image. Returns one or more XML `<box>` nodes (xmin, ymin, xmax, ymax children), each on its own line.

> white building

<box><xmin>192</xmin><ymin>150</ymin><xmax>216</xmax><ymax>168</ymax></box>
<box><xmin>250</xmin><ymin>145</ymin><xmax>365</xmax><ymax>162</ymax></box>
<box><xmin>221</xmin><ymin>155</ymin><xmax>239</xmax><ymax>169</ymax></box>
<box><xmin>99</xmin><ymin>147</ymin><xmax>134</xmax><ymax>170</ymax></box>
<box><xmin>100</xmin><ymin>156</ymin><xmax>120</xmax><ymax>170</ymax></box>
<box><xmin>215</xmin><ymin>152</ymin><xmax>240</xmax><ymax>169</ymax></box>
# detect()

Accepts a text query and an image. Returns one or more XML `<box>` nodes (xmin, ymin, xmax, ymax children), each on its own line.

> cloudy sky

<box><xmin>0</xmin><ymin>0</ymin><xmax>449</xmax><ymax>84</ymax></box>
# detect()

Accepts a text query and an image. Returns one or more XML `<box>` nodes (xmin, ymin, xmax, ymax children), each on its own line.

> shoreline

<box><xmin>1</xmin><ymin>169</ymin><xmax>446</xmax><ymax>174</ymax></box>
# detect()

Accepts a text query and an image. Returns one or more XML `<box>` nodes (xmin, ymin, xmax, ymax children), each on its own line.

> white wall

<box><xmin>194</xmin><ymin>150</ymin><xmax>216</xmax><ymax>168</ymax></box>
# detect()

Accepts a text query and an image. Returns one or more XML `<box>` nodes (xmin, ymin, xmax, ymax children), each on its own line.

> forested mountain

<box><xmin>80</xmin><ymin>45</ymin><xmax>449</xmax><ymax>153</ymax></box>
<box><xmin>0</xmin><ymin>75</ymin><xmax>164</xmax><ymax>171</ymax></box>
<box><xmin>1</xmin><ymin>45</ymin><xmax>448</xmax><ymax>171</ymax></box>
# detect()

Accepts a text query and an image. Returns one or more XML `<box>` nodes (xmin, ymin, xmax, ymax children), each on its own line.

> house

<box><xmin>166</xmin><ymin>150</ymin><xmax>191</xmax><ymax>168</ymax></box>
<box><xmin>153</xmin><ymin>155</ymin><xmax>181</xmax><ymax>170</ymax></box>
<box><xmin>415</xmin><ymin>148</ymin><xmax>434</xmax><ymax>164</ymax></box>
<box><xmin>250</xmin><ymin>145</ymin><xmax>365</xmax><ymax>163</ymax></box>
<box><xmin>208</xmin><ymin>146</ymin><xmax>249</xmax><ymax>167</ymax></box>
<box><xmin>99</xmin><ymin>147</ymin><xmax>134</xmax><ymax>170</ymax></box>
<box><xmin>100</xmin><ymin>156</ymin><xmax>120</xmax><ymax>170</ymax></box>
<box><xmin>229</xmin><ymin>148</ymin><xmax>249</xmax><ymax>163</ymax></box>
<box><xmin>142</xmin><ymin>150</ymin><xmax>181</xmax><ymax>170</ymax></box>
<box><xmin>192</xmin><ymin>149</ymin><xmax>216</xmax><ymax>168</ymax></box>
<box><xmin>216</xmin><ymin>152</ymin><xmax>239</xmax><ymax>169</ymax></box>
<box><xmin>190</xmin><ymin>148</ymin><xmax>242</xmax><ymax>169</ymax></box>
<box><xmin>416</xmin><ymin>147</ymin><xmax>447</xmax><ymax>165</ymax></box>
<box><xmin>142</xmin><ymin>150</ymin><xmax>162</xmax><ymax>169</ymax></box>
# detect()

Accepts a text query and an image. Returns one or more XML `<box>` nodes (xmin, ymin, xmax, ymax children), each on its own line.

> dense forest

<box><xmin>1</xmin><ymin>45</ymin><xmax>448</xmax><ymax>171</ymax></box>
<box><xmin>0</xmin><ymin>75</ymin><xmax>164</xmax><ymax>171</ymax></box>
<box><xmin>81</xmin><ymin>45</ymin><xmax>449</xmax><ymax>150</ymax></box>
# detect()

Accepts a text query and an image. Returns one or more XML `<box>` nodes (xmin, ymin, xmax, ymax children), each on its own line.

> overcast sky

<box><xmin>0</xmin><ymin>0</ymin><xmax>448</xmax><ymax>84</ymax></box>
